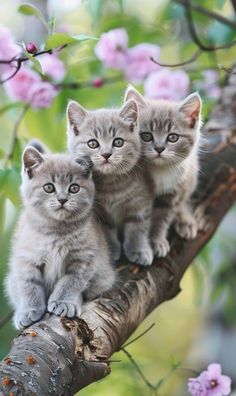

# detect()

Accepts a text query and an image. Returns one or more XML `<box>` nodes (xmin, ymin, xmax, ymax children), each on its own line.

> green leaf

<box><xmin>0</xmin><ymin>102</ymin><xmax>23</xmax><ymax>117</ymax></box>
<box><xmin>0</xmin><ymin>167</ymin><xmax>21</xmax><ymax>207</ymax></box>
<box><xmin>45</xmin><ymin>33</ymin><xmax>97</xmax><ymax>50</ymax></box>
<box><xmin>12</xmin><ymin>138</ymin><xmax>22</xmax><ymax>166</ymax></box>
<box><xmin>216</xmin><ymin>0</ymin><xmax>226</xmax><ymax>9</ymax></box>
<box><xmin>22</xmin><ymin>50</ymin><xmax>44</xmax><ymax>75</ymax></box>
<box><xmin>0</xmin><ymin>195</ymin><xmax>6</xmax><ymax>231</ymax></box>
<box><xmin>18</xmin><ymin>3</ymin><xmax>48</xmax><ymax>31</ymax></box>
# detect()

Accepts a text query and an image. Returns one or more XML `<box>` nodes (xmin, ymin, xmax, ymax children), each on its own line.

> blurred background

<box><xmin>0</xmin><ymin>1</ymin><xmax>236</xmax><ymax>395</ymax></box>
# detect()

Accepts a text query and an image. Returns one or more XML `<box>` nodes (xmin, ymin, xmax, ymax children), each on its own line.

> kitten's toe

<box><xmin>48</xmin><ymin>300</ymin><xmax>81</xmax><ymax>318</ymax></box>
<box><xmin>194</xmin><ymin>206</ymin><xmax>211</xmax><ymax>232</ymax></box>
<box><xmin>124</xmin><ymin>244</ymin><xmax>153</xmax><ymax>266</ymax></box>
<box><xmin>175</xmin><ymin>218</ymin><xmax>198</xmax><ymax>240</ymax></box>
<box><xmin>14</xmin><ymin>307</ymin><xmax>45</xmax><ymax>330</ymax></box>
<box><xmin>153</xmin><ymin>237</ymin><xmax>170</xmax><ymax>258</ymax></box>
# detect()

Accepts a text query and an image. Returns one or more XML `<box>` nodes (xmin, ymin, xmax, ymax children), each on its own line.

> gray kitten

<box><xmin>125</xmin><ymin>86</ymin><xmax>202</xmax><ymax>257</ymax></box>
<box><xmin>66</xmin><ymin>99</ymin><xmax>154</xmax><ymax>266</ymax></box>
<box><xmin>5</xmin><ymin>147</ymin><xmax>115</xmax><ymax>329</ymax></box>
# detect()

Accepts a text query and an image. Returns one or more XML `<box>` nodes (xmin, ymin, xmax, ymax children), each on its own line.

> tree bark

<box><xmin>1</xmin><ymin>70</ymin><xmax>236</xmax><ymax>395</ymax></box>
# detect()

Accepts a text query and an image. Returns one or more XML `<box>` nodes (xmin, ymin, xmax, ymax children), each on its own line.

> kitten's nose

<box><xmin>155</xmin><ymin>146</ymin><xmax>165</xmax><ymax>154</ymax></box>
<box><xmin>58</xmin><ymin>198</ymin><xmax>68</xmax><ymax>205</ymax></box>
<box><xmin>101</xmin><ymin>153</ymin><xmax>112</xmax><ymax>160</ymax></box>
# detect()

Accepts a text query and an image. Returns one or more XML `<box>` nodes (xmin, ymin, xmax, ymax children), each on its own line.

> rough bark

<box><xmin>1</xmin><ymin>70</ymin><xmax>236</xmax><ymax>395</ymax></box>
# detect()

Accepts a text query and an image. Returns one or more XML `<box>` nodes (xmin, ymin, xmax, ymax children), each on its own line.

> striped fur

<box><xmin>5</xmin><ymin>148</ymin><xmax>115</xmax><ymax>329</ymax></box>
<box><xmin>125</xmin><ymin>87</ymin><xmax>202</xmax><ymax>257</ymax></box>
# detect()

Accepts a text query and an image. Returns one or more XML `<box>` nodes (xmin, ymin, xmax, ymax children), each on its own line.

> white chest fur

<box><xmin>149</xmin><ymin>164</ymin><xmax>184</xmax><ymax>196</ymax></box>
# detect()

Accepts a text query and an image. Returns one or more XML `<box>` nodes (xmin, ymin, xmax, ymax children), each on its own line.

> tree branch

<box><xmin>1</xmin><ymin>67</ymin><xmax>236</xmax><ymax>395</ymax></box>
<box><xmin>174</xmin><ymin>0</ymin><xmax>236</xmax><ymax>29</ymax></box>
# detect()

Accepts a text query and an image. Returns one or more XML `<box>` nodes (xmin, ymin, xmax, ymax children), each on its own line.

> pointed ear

<box><xmin>67</xmin><ymin>100</ymin><xmax>88</xmax><ymax>136</ymax></box>
<box><xmin>124</xmin><ymin>85</ymin><xmax>146</xmax><ymax>108</ymax></box>
<box><xmin>74</xmin><ymin>156</ymin><xmax>94</xmax><ymax>178</ymax></box>
<box><xmin>119</xmin><ymin>99</ymin><xmax>138</xmax><ymax>130</ymax></box>
<box><xmin>179</xmin><ymin>92</ymin><xmax>202</xmax><ymax>129</ymax></box>
<box><xmin>22</xmin><ymin>146</ymin><xmax>44</xmax><ymax>179</ymax></box>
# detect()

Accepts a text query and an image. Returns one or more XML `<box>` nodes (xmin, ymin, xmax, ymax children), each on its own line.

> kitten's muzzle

<box><xmin>58</xmin><ymin>198</ymin><xmax>68</xmax><ymax>206</ymax></box>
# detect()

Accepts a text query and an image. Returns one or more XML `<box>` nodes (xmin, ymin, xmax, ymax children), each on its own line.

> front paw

<box><xmin>47</xmin><ymin>300</ymin><xmax>81</xmax><ymax>318</ymax></box>
<box><xmin>124</xmin><ymin>243</ymin><xmax>153</xmax><ymax>266</ymax></box>
<box><xmin>14</xmin><ymin>306</ymin><xmax>46</xmax><ymax>330</ymax></box>
<box><xmin>175</xmin><ymin>217</ymin><xmax>198</xmax><ymax>239</ymax></box>
<box><xmin>152</xmin><ymin>237</ymin><xmax>170</xmax><ymax>258</ymax></box>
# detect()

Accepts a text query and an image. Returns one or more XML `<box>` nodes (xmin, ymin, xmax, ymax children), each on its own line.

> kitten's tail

<box><xmin>27</xmin><ymin>139</ymin><xmax>48</xmax><ymax>154</ymax></box>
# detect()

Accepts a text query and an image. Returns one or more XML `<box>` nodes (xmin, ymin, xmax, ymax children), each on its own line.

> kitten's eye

<box><xmin>87</xmin><ymin>139</ymin><xmax>99</xmax><ymax>149</ymax></box>
<box><xmin>167</xmin><ymin>133</ymin><xmax>179</xmax><ymax>143</ymax></box>
<box><xmin>113</xmin><ymin>138</ymin><xmax>124</xmax><ymax>147</ymax></box>
<box><xmin>43</xmin><ymin>183</ymin><xmax>55</xmax><ymax>193</ymax></box>
<box><xmin>141</xmin><ymin>132</ymin><xmax>153</xmax><ymax>142</ymax></box>
<box><xmin>69</xmin><ymin>183</ymin><xmax>80</xmax><ymax>194</ymax></box>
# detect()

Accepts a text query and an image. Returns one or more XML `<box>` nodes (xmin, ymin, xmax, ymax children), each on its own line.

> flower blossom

<box><xmin>144</xmin><ymin>68</ymin><xmax>190</xmax><ymax>101</ymax></box>
<box><xmin>125</xmin><ymin>43</ymin><xmax>160</xmax><ymax>83</ymax></box>
<box><xmin>94</xmin><ymin>28</ymin><xmax>128</xmax><ymax>69</ymax></box>
<box><xmin>188</xmin><ymin>364</ymin><xmax>231</xmax><ymax>396</ymax></box>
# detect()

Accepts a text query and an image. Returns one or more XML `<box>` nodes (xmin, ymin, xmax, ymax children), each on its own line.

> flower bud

<box><xmin>26</xmin><ymin>42</ymin><xmax>38</xmax><ymax>54</ymax></box>
<box><xmin>92</xmin><ymin>78</ymin><xmax>103</xmax><ymax>88</ymax></box>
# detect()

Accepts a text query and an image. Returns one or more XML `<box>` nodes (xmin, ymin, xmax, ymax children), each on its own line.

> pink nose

<box><xmin>102</xmin><ymin>153</ymin><xmax>112</xmax><ymax>160</ymax></box>
<box><xmin>155</xmin><ymin>147</ymin><xmax>165</xmax><ymax>154</ymax></box>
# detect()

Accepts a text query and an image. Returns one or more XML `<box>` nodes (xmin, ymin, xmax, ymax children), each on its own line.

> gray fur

<box><xmin>5</xmin><ymin>147</ymin><xmax>115</xmax><ymax>329</ymax></box>
<box><xmin>67</xmin><ymin>100</ymin><xmax>154</xmax><ymax>266</ymax></box>
<box><xmin>125</xmin><ymin>86</ymin><xmax>202</xmax><ymax>257</ymax></box>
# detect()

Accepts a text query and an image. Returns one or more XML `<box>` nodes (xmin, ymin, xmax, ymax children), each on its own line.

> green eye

<box><xmin>69</xmin><ymin>183</ymin><xmax>80</xmax><ymax>194</ymax></box>
<box><xmin>87</xmin><ymin>139</ymin><xmax>99</xmax><ymax>149</ymax></box>
<box><xmin>141</xmin><ymin>132</ymin><xmax>153</xmax><ymax>142</ymax></box>
<box><xmin>113</xmin><ymin>138</ymin><xmax>124</xmax><ymax>147</ymax></box>
<box><xmin>167</xmin><ymin>133</ymin><xmax>179</xmax><ymax>143</ymax></box>
<box><xmin>43</xmin><ymin>183</ymin><xmax>55</xmax><ymax>193</ymax></box>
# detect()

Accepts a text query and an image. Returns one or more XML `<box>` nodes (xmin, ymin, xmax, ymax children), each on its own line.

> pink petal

<box><xmin>220</xmin><ymin>375</ymin><xmax>231</xmax><ymax>395</ymax></box>
<box><xmin>207</xmin><ymin>364</ymin><xmax>222</xmax><ymax>378</ymax></box>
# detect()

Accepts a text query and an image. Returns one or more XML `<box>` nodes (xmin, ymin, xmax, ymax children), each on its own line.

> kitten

<box><xmin>124</xmin><ymin>86</ymin><xmax>202</xmax><ymax>257</ymax></box>
<box><xmin>5</xmin><ymin>147</ymin><xmax>115</xmax><ymax>329</ymax></box>
<box><xmin>66</xmin><ymin>99</ymin><xmax>154</xmax><ymax>266</ymax></box>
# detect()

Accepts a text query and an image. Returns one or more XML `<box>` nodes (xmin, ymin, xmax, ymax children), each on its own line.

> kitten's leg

<box><xmin>84</xmin><ymin>265</ymin><xmax>116</xmax><ymax>301</ymax></box>
<box><xmin>151</xmin><ymin>195</ymin><xmax>176</xmax><ymax>258</ymax></box>
<box><xmin>48</xmin><ymin>260</ymin><xmax>95</xmax><ymax>318</ymax></box>
<box><xmin>6</xmin><ymin>261</ymin><xmax>46</xmax><ymax>330</ymax></box>
<box><xmin>123</xmin><ymin>207</ymin><xmax>153</xmax><ymax>266</ymax></box>
<box><xmin>103</xmin><ymin>225</ymin><xmax>121</xmax><ymax>262</ymax></box>
<box><xmin>174</xmin><ymin>203</ymin><xmax>198</xmax><ymax>240</ymax></box>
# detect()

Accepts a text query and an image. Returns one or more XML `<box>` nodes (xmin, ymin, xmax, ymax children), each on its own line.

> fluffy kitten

<box><xmin>66</xmin><ymin>99</ymin><xmax>154</xmax><ymax>266</ymax></box>
<box><xmin>5</xmin><ymin>147</ymin><xmax>115</xmax><ymax>329</ymax></box>
<box><xmin>125</xmin><ymin>86</ymin><xmax>202</xmax><ymax>257</ymax></box>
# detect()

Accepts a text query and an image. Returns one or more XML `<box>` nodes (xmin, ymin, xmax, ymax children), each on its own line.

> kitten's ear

<box><xmin>22</xmin><ymin>146</ymin><xmax>44</xmax><ymax>179</ymax></box>
<box><xmin>74</xmin><ymin>156</ymin><xmax>94</xmax><ymax>178</ymax></box>
<box><xmin>179</xmin><ymin>92</ymin><xmax>202</xmax><ymax>129</ymax></box>
<box><xmin>124</xmin><ymin>85</ymin><xmax>146</xmax><ymax>109</ymax></box>
<box><xmin>67</xmin><ymin>100</ymin><xmax>88</xmax><ymax>136</ymax></box>
<box><xmin>119</xmin><ymin>99</ymin><xmax>138</xmax><ymax>130</ymax></box>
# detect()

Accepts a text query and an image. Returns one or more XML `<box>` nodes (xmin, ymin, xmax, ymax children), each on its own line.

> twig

<box><xmin>122</xmin><ymin>323</ymin><xmax>155</xmax><ymax>348</ymax></box>
<box><xmin>58</xmin><ymin>75</ymin><xmax>123</xmax><ymax>90</ymax></box>
<box><xmin>150</xmin><ymin>49</ymin><xmax>202</xmax><ymax>68</ymax></box>
<box><xmin>7</xmin><ymin>104</ymin><xmax>30</xmax><ymax>161</ymax></box>
<box><xmin>184</xmin><ymin>0</ymin><xmax>236</xmax><ymax>52</ymax></box>
<box><xmin>122</xmin><ymin>348</ymin><xmax>157</xmax><ymax>391</ymax></box>
<box><xmin>174</xmin><ymin>0</ymin><xmax>236</xmax><ymax>29</ymax></box>
<box><xmin>0</xmin><ymin>311</ymin><xmax>13</xmax><ymax>329</ymax></box>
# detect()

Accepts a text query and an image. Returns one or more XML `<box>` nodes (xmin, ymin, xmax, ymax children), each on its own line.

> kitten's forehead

<box><xmin>140</xmin><ymin>100</ymin><xmax>179</xmax><ymax>132</ymax></box>
<box><xmin>81</xmin><ymin>109</ymin><xmax>128</xmax><ymax>137</ymax></box>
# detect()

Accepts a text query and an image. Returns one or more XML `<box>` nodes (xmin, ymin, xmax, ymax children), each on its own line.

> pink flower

<box><xmin>38</xmin><ymin>53</ymin><xmax>66</xmax><ymax>82</ymax></box>
<box><xmin>144</xmin><ymin>69</ymin><xmax>189</xmax><ymax>101</ymax></box>
<box><xmin>125</xmin><ymin>43</ymin><xmax>160</xmax><ymax>83</ymax></box>
<box><xmin>188</xmin><ymin>364</ymin><xmax>231</xmax><ymax>396</ymax></box>
<box><xmin>0</xmin><ymin>26</ymin><xmax>21</xmax><ymax>76</ymax></box>
<box><xmin>195</xmin><ymin>70</ymin><xmax>220</xmax><ymax>99</ymax></box>
<box><xmin>4</xmin><ymin>67</ymin><xmax>40</xmax><ymax>101</ymax></box>
<box><xmin>27</xmin><ymin>81</ymin><xmax>58</xmax><ymax>109</ymax></box>
<box><xmin>94</xmin><ymin>28</ymin><xmax>128</xmax><ymax>69</ymax></box>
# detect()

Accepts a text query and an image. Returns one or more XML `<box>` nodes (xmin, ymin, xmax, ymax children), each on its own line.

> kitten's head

<box><xmin>66</xmin><ymin>99</ymin><xmax>140</xmax><ymax>175</ymax></box>
<box><xmin>124</xmin><ymin>86</ymin><xmax>202</xmax><ymax>166</ymax></box>
<box><xmin>21</xmin><ymin>147</ymin><xmax>94</xmax><ymax>222</ymax></box>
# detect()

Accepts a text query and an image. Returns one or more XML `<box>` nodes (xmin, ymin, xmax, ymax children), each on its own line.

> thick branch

<box><xmin>1</xmin><ymin>69</ymin><xmax>236</xmax><ymax>395</ymax></box>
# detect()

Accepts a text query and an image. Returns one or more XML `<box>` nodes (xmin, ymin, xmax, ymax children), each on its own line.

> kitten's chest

<box><xmin>150</xmin><ymin>166</ymin><xmax>183</xmax><ymax>195</ymax></box>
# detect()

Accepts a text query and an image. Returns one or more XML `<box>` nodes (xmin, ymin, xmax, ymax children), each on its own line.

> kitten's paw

<box><xmin>153</xmin><ymin>237</ymin><xmax>170</xmax><ymax>258</ymax></box>
<box><xmin>48</xmin><ymin>300</ymin><xmax>81</xmax><ymax>318</ymax></box>
<box><xmin>175</xmin><ymin>217</ymin><xmax>198</xmax><ymax>240</ymax></box>
<box><xmin>111</xmin><ymin>241</ymin><xmax>121</xmax><ymax>262</ymax></box>
<box><xmin>14</xmin><ymin>306</ymin><xmax>46</xmax><ymax>330</ymax></box>
<box><xmin>194</xmin><ymin>206</ymin><xmax>211</xmax><ymax>232</ymax></box>
<box><xmin>124</xmin><ymin>243</ymin><xmax>153</xmax><ymax>266</ymax></box>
